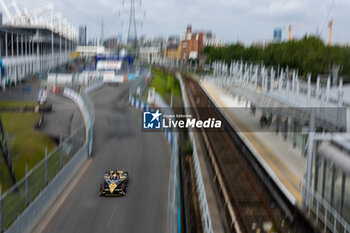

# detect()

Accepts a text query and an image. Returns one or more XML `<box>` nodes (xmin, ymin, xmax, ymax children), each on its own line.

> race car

<box><xmin>99</xmin><ymin>170</ymin><xmax>129</xmax><ymax>197</ymax></box>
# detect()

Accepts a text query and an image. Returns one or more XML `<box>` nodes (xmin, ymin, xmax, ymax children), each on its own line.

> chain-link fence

<box><xmin>0</xmin><ymin>69</ymin><xmax>100</xmax><ymax>232</ymax></box>
<box><xmin>0</xmin><ymin>124</ymin><xmax>85</xmax><ymax>231</ymax></box>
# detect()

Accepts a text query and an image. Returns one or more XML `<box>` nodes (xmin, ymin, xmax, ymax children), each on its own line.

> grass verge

<box><xmin>146</xmin><ymin>68</ymin><xmax>182</xmax><ymax>103</ymax></box>
<box><xmin>0</xmin><ymin>112</ymin><xmax>56</xmax><ymax>192</ymax></box>
<box><xmin>0</xmin><ymin>101</ymin><xmax>51</xmax><ymax>110</ymax></box>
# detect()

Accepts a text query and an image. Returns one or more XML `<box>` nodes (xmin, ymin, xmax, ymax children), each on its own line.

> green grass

<box><xmin>0</xmin><ymin>101</ymin><xmax>51</xmax><ymax>110</ymax></box>
<box><xmin>0</xmin><ymin>101</ymin><xmax>37</xmax><ymax>108</ymax></box>
<box><xmin>147</xmin><ymin>68</ymin><xmax>182</xmax><ymax>102</ymax></box>
<box><xmin>0</xmin><ymin>113</ymin><xmax>78</xmax><ymax>230</ymax></box>
<box><xmin>0</xmin><ymin>113</ymin><xmax>56</xmax><ymax>192</ymax></box>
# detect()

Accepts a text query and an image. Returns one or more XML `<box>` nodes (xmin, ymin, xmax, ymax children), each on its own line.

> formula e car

<box><xmin>99</xmin><ymin>170</ymin><xmax>129</xmax><ymax>197</ymax></box>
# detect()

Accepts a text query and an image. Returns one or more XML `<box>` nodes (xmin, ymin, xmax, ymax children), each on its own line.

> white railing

<box><xmin>302</xmin><ymin>183</ymin><xmax>350</xmax><ymax>233</ymax></box>
<box><xmin>175</xmin><ymin>72</ymin><xmax>214</xmax><ymax>233</ymax></box>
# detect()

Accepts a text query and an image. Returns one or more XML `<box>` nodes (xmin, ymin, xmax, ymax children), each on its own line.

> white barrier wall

<box><xmin>48</xmin><ymin>74</ymin><xmax>73</xmax><ymax>84</ymax></box>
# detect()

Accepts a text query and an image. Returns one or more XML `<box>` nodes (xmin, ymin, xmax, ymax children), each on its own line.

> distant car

<box><xmin>99</xmin><ymin>170</ymin><xmax>129</xmax><ymax>197</ymax></box>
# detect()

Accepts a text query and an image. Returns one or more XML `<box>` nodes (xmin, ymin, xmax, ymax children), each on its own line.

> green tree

<box><xmin>202</xmin><ymin>36</ymin><xmax>350</xmax><ymax>82</ymax></box>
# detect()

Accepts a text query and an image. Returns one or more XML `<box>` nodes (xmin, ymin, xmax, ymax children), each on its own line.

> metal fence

<box><xmin>5</xmin><ymin>140</ymin><xmax>88</xmax><ymax>233</ymax></box>
<box><xmin>0</xmin><ymin>79</ymin><xmax>100</xmax><ymax>232</ymax></box>
<box><xmin>175</xmin><ymin>72</ymin><xmax>214</xmax><ymax>233</ymax></box>
<box><xmin>0</xmin><ymin>124</ymin><xmax>85</xmax><ymax>231</ymax></box>
<box><xmin>302</xmin><ymin>183</ymin><xmax>350</xmax><ymax>233</ymax></box>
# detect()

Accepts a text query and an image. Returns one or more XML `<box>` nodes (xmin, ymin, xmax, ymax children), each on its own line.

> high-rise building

<box><xmin>104</xmin><ymin>37</ymin><xmax>119</xmax><ymax>51</ymax></box>
<box><xmin>79</xmin><ymin>25</ymin><xmax>87</xmax><ymax>46</ymax></box>
<box><xmin>88</xmin><ymin>37</ymin><xmax>100</xmax><ymax>46</ymax></box>
<box><xmin>273</xmin><ymin>28</ymin><xmax>282</xmax><ymax>42</ymax></box>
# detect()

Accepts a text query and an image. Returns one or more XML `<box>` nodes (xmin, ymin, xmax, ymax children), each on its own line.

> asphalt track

<box><xmin>35</xmin><ymin>84</ymin><xmax>170</xmax><ymax>233</ymax></box>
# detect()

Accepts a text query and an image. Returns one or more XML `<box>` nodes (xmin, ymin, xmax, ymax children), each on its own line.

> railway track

<box><xmin>182</xmin><ymin>74</ymin><xmax>307</xmax><ymax>233</ymax></box>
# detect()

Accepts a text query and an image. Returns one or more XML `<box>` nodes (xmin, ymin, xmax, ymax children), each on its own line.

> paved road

<box><xmin>0</xmin><ymin>80</ymin><xmax>82</xmax><ymax>138</ymax></box>
<box><xmin>40</xmin><ymin>93</ymin><xmax>82</xmax><ymax>138</ymax></box>
<box><xmin>36</xmin><ymin>84</ymin><xmax>170</xmax><ymax>233</ymax></box>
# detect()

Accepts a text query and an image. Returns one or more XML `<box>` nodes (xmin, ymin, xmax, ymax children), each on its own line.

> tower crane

<box><xmin>328</xmin><ymin>18</ymin><xmax>333</xmax><ymax>46</ymax></box>
<box><xmin>283</xmin><ymin>24</ymin><xmax>305</xmax><ymax>41</ymax></box>
<box><xmin>288</xmin><ymin>25</ymin><xmax>292</xmax><ymax>41</ymax></box>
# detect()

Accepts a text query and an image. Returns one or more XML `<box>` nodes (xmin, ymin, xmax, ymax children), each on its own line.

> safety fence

<box><xmin>302</xmin><ymin>183</ymin><xmax>350</xmax><ymax>233</ymax></box>
<box><xmin>175</xmin><ymin>73</ymin><xmax>214</xmax><ymax>233</ymax></box>
<box><xmin>0</xmin><ymin>125</ymin><xmax>85</xmax><ymax>232</ymax></box>
<box><xmin>0</xmin><ymin>81</ymin><xmax>99</xmax><ymax>233</ymax></box>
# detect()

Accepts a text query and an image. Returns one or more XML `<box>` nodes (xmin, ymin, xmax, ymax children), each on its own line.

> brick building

<box><xmin>180</xmin><ymin>25</ymin><xmax>204</xmax><ymax>62</ymax></box>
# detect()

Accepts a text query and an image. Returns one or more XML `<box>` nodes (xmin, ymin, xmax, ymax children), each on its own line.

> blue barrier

<box><xmin>22</xmin><ymin>86</ymin><xmax>31</xmax><ymax>93</ymax></box>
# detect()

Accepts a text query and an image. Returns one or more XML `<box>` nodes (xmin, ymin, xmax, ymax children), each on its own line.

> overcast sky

<box><xmin>11</xmin><ymin>0</ymin><xmax>350</xmax><ymax>45</ymax></box>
